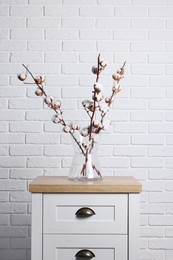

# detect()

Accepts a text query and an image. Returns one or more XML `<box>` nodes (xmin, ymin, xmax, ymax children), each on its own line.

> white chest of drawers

<box><xmin>29</xmin><ymin>176</ymin><xmax>142</xmax><ymax>260</ymax></box>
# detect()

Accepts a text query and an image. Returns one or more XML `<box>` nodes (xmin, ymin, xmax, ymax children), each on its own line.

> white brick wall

<box><xmin>0</xmin><ymin>1</ymin><xmax>173</xmax><ymax>259</ymax></box>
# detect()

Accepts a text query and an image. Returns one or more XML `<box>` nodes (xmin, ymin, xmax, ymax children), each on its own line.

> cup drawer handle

<box><xmin>75</xmin><ymin>249</ymin><xmax>95</xmax><ymax>259</ymax></box>
<box><xmin>75</xmin><ymin>207</ymin><xmax>95</xmax><ymax>218</ymax></box>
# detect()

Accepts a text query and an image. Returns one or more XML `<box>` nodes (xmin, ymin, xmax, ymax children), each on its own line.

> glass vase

<box><xmin>69</xmin><ymin>133</ymin><xmax>102</xmax><ymax>181</ymax></box>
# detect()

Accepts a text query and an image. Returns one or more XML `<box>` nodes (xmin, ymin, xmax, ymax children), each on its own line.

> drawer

<box><xmin>43</xmin><ymin>234</ymin><xmax>127</xmax><ymax>260</ymax></box>
<box><xmin>43</xmin><ymin>194</ymin><xmax>127</xmax><ymax>234</ymax></box>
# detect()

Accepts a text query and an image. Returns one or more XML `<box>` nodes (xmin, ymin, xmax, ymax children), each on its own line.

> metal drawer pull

<box><xmin>75</xmin><ymin>207</ymin><xmax>95</xmax><ymax>218</ymax></box>
<box><xmin>75</xmin><ymin>249</ymin><xmax>95</xmax><ymax>259</ymax></box>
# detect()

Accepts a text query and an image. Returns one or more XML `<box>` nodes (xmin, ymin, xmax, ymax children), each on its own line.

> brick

<box><xmin>113</xmin><ymin>145</ymin><xmax>146</xmax><ymax>156</ymax></box>
<box><xmin>132</xmin><ymin>135</ymin><xmax>164</xmax><ymax>145</ymax></box>
<box><xmin>80</xmin><ymin>6</ymin><xmax>113</xmax><ymax>17</ymax></box>
<box><xmin>98</xmin><ymin>0</ymin><xmax>130</xmax><ymax>4</ymax></box>
<box><xmin>114</xmin><ymin>30</ymin><xmax>146</xmax><ymax>41</ymax></box>
<box><xmin>100</xmin><ymin>134</ymin><xmax>130</xmax><ymax>145</ymax></box>
<box><xmin>166</xmin><ymin>111</ymin><xmax>173</xmax><ymax>121</ymax></box>
<box><xmin>131</xmin><ymin>87</ymin><xmax>164</xmax><ymax>99</ymax></box>
<box><xmin>0</xmin><ymin>157</ymin><xmax>26</xmax><ymax>168</ymax></box>
<box><xmin>0</xmin><ymin>110</ymin><xmax>25</xmax><ymax>121</ymax></box>
<box><xmin>132</xmin><ymin>0</ymin><xmax>164</xmax><ymax>5</ymax></box>
<box><xmin>142</xmin><ymin>181</ymin><xmax>164</xmax><ymax>191</ymax></box>
<box><xmin>80</xmin><ymin>29</ymin><xmax>112</xmax><ymax>40</ymax></box>
<box><xmin>166</xmin><ymin>250</ymin><xmax>173</xmax><ymax>260</ymax></box>
<box><xmin>0</xmin><ymin>192</ymin><xmax>8</xmax><ymax>202</ymax></box>
<box><xmin>149</xmin><ymin>53</ymin><xmax>173</xmax><ymax>64</ymax></box>
<box><xmin>97</xmin><ymin>41</ymin><xmax>129</xmax><ymax>52</ymax></box>
<box><xmin>0</xmin><ymin>145</ymin><xmax>8</xmax><ymax>156</ymax></box>
<box><xmin>44</xmin><ymin>145</ymin><xmax>73</xmax><ymax>156</ymax></box>
<box><xmin>11</xmin><ymin>215</ymin><xmax>31</xmax><ymax>226</ymax></box>
<box><xmin>63</xmin><ymin>41</ymin><xmax>96</xmax><ymax>51</ymax></box>
<box><xmin>10</xmin><ymin>237</ymin><xmax>30</xmax><ymax>249</ymax></box>
<box><xmin>28</xmin><ymin>40</ymin><xmax>61</xmax><ymax>51</ymax></box>
<box><xmin>29</xmin><ymin>0</ymin><xmax>62</xmax><ymax>4</ymax></box>
<box><xmin>9</xmin><ymin>98</ymin><xmax>42</xmax><ymax>110</ymax></box>
<box><xmin>114</xmin><ymin>122</ymin><xmax>147</xmax><ymax>133</ymax></box>
<box><xmin>0</xmin><ymin>238</ymin><xmax>9</xmax><ymax>249</ymax></box>
<box><xmin>0</xmin><ymin>29</ymin><xmax>8</xmax><ymax>39</ymax></box>
<box><xmin>26</xmin><ymin>110</ymin><xmax>54</xmax><ymax>121</ymax></box>
<box><xmin>98</xmin><ymin>145</ymin><xmax>113</xmax><ymax>156</ymax></box>
<box><xmin>10</xmin><ymin>169</ymin><xmax>43</xmax><ymax>179</ymax></box>
<box><xmin>0</xmin><ymin>52</ymin><xmax>8</xmax><ymax>63</ymax></box>
<box><xmin>0</xmin><ymin>87</ymin><xmax>25</xmax><ymax>97</ymax></box>
<box><xmin>149</xmin><ymin>76</ymin><xmax>173</xmax><ymax>87</ymax></box>
<box><xmin>149</xmin><ymin>100</ymin><xmax>173</xmax><ymax>110</ymax></box>
<box><xmin>132</xmin><ymin>42</ymin><xmax>164</xmax><ymax>52</ymax></box>
<box><xmin>27</xmin><ymin>157</ymin><xmax>61</xmax><ymax>168</ymax></box>
<box><xmin>0</xmin><ymin>40</ymin><xmax>27</xmax><ymax>51</ymax></box>
<box><xmin>27</xmin><ymin>63</ymin><xmax>61</xmax><ymax>74</ymax></box>
<box><xmin>131</xmin><ymin>111</ymin><xmax>164</xmax><ymax>122</ymax></box>
<box><xmin>131</xmin><ymin>158</ymin><xmax>164</xmax><ymax>168</ymax></box>
<box><xmin>45</xmin><ymin>6</ymin><xmax>77</xmax><ymax>16</ymax></box>
<box><xmin>1</xmin><ymin>0</ymin><xmax>27</xmax><ymax>3</ymax></box>
<box><xmin>0</xmin><ymin>18</ymin><xmax>26</xmax><ymax>28</ymax></box>
<box><xmin>0</xmin><ymin>203</ymin><xmax>26</xmax><ymax>214</ymax></box>
<box><xmin>114</xmin><ymin>169</ymin><xmax>147</xmax><ymax>180</ymax></box>
<box><xmin>113</xmin><ymin>99</ymin><xmax>147</xmax><ymax>110</ymax></box>
<box><xmin>45</xmin><ymin>29</ymin><xmax>78</xmax><ymax>40</ymax></box>
<box><xmin>149</xmin><ymin>123</ymin><xmax>173</xmax><ymax>134</ymax></box>
<box><xmin>63</xmin><ymin>0</ymin><xmax>97</xmax><ymax>4</ymax></box>
<box><xmin>0</xmin><ymin>6</ymin><xmax>8</xmax><ymax>16</ymax></box>
<box><xmin>96</xmin><ymin>18</ymin><xmax>130</xmax><ymax>29</ymax></box>
<box><xmin>27</xmin><ymin>17</ymin><xmax>60</xmax><ymax>28</ymax></box>
<box><xmin>166</xmin><ymin>88</ymin><xmax>173</xmax><ymax>98</ymax></box>
<box><xmin>149</xmin><ymin>30</ymin><xmax>173</xmax><ymax>41</ymax></box>
<box><xmin>0</xmin><ymin>122</ymin><xmax>8</xmax><ymax>132</ymax></box>
<box><xmin>10</xmin><ymin>51</ymin><xmax>43</xmax><ymax>63</ymax></box>
<box><xmin>149</xmin><ymin>193</ymin><xmax>173</xmax><ymax>203</ymax></box>
<box><xmin>131</xmin><ymin>19</ymin><xmax>164</xmax><ymax>29</ymax></box>
<box><xmin>10</xmin><ymin>145</ymin><xmax>42</xmax><ymax>156</ymax></box>
<box><xmin>140</xmin><ymin>250</ymin><xmax>164</xmax><ymax>260</ymax></box>
<box><xmin>131</xmin><ymin>64</ymin><xmax>164</xmax><ymax>75</ymax></box>
<box><xmin>62</xmin><ymin>18</ymin><xmax>94</xmax><ymax>28</ymax></box>
<box><xmin>62</xmin><ymin>64</ymin><xmax>92</xmax><ymax>75</ymax></box>
<box><xmin>10</xmin><ymin>122</ymin><xmax>42</xmax><ymax>133</ymax></box>
<box><xmin>10</xmin><ymin>191</ymin><xmax>31</xmax><ymax>202</ymax></box>
<box><xmin>44</xmin><ymin>122</ymin><xmax>62</xmax><ymax>132</ymax></box>
<box><xmin>0</xmin><ymin>226</ymin><xmax>27</xmax><ymax>237</ymax></box>
<box><xmin>149</xmin><ymin>7</ymin><xmax>173</xmax><ymax>17</ymax></box>
<box><xmin>10</xmin><ymin>6</ymin><xmax>43</xmax><ymax>17</ymax></box>
<box><xmin>26</xmin><ymin>133</ymin><xmax>60</xmax><ymax>144</ymax></box>
<box><xmin>0</xmin><ymin>214</ymin><xmax>9</xmax><ymax>225</ymax></box>
<box><xmin>115</xmin><ymin>6</ymin><xmax>147</xmax><ymax>17</ymax></box>
<box><xmin>166</xmin><ymin>228</ymin><xmax>173</xmax><ymax>237</ymax></box>
<box><xmin>149</xmin><ymin>169</ymin><xmax>173</xmax><ymax>180</ymax></box>
<box><xmin>166</xmin><ymin>65</ymin><xmax>173</xmax><ymax>75</ymax></box>
<box><xmin>0</xmin><ymin>169</ymin><xmax>8</xmax><ymax>179</ymax></box>
<box><xmin>149</xmin><ymin>147</ymin><xmax>173</xmax><ymax>157</ymax></box>
<box><xmin>141</xmin><ymin>227</ymin><xmax>164</xmax><ymax>237</ymax></box>
<box><xmin>11</xmin><ymin>28</ymin><xmax>44</xmax><ymax>40</ymax></box>
<box><xmin>166</xmin><ymin>159</ymin><xmax>173</xmax><ymax>168</ymax></box>
<box><xmin>0</xmin><ymin>179</ymin><xmax>26</xmax><ymax>191</ymax></box>
<box><xmin>141</xmin><ymin>203</ymin><xmax>165</xmax><ymax>214</ymax></box>
<box><xmin>100</xmin><ymin>157</ymin><xmax>130</xmax><ymax>168</ymax></box>
<box><xmin>0</xmin><ymin>99</ymin><xmax>7</xmax><ymax>108</ymax></box>
<box><xmin>44</xmin><ymin>52</ymin><xmax>77</xmax><ymax>63</ymax></box>
<box><xmin>0</xmin><ymin>249</ymin><xmax>26</xmax><ymax>260</ymax></box>
<box><xmin>0</xmin><ymin>134</ymin><xmax>24</xmax><ymax>144</ymax></box>
<box><xmin>149</xmin><ymin>238</ymin><xmax>173</xmax><ymax>249</ymax></box>
<box><xmin>167</xmin><ymin>135</ymin><xmax>173</xmax><ymax>145</ymax></box>
<box><xmin>114</xmin><ymin>52</ymin><xmax>147</xmax><ymax>63</ymax></box>
<box><xmin>166</xmin><ymin>181</ymin><xmax>173</xmax><ymax>191</ymax></box>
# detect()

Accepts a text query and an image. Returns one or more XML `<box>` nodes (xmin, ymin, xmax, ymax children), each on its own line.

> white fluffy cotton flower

<box><xmin>102</xmin><ymin>119</ymin><xmax>111</xmax><ymax>130</ymax></box>
<box><xmin>94</xmin><ymin>82</ymin><xmax>103</xmax><ymax>93</ymax></box>
<box><xmin>91</xmin><ymin>65</ymin><xmax>98</xmax><ymax>74</ymax></box>
<box><xmin>63</xmin><ymin>125</ymin><xmax>71</xmax><ymax>133</ymax></box>
<box><xmin>44</xmin><ymin>96</ymin><xmax>54</xmax><ymax>105</ymax></box>
<box><xmin>52</xmin><ymin>114</ymin><xmax>60</xmax><ymax>124</ymax></box>
<box><xmin>35</xmin><ymin>88</ymin><xmax>43</xmax><ymax>96</ymax></box>
<box><xmin>80</xmin><ymin>127</ymin><xmax>89</xmax><ymax>137</ymax></box>
<box><xmin>52</xmin><ymin>99</ymin><xmax>61</xmax><ymax>110</ymax></box>
<box><xmin>17</xmin><ymin>73</ymin><xmax>27</xmax><ymax>81</ymax></box>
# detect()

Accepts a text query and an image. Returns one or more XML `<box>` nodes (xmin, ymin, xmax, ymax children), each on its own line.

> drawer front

<box><xmin>43</xmin><ymin>194</ymin><xmax>127</xmax><ymax>234</ymax></box>
<box><xmin>43</xmin><ymin>234</ymin><xmax>127</xmax><ymax>260</ymax></box>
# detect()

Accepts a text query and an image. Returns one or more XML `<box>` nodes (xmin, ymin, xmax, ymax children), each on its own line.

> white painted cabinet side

<box><xmin>128</xmin><ymin>193</ymin><xmax>140</xmax><ymax>260</ymax></box>
<box><xmin>31</xmin><ymin>193</ymin><xmax>43</xmax><ymax>260</ymax></box>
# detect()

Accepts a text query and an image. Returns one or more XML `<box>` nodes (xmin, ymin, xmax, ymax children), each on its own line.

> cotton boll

<box><xmin>63</xmin><ymin>125</ymin><xmax>71</xmax><ymax>133</ymax></box>
<box><xmin>52</xmin><ymin>100</ymin><xmax>61</xmax><ymax>110</ymax></box>
<box><xmin>35</xmin><ymin>88</ymin><xmax>43</xmax><ymax>96</ymax></box>
<box><xmin>35</xmin><ymin>76</ymin><xmax>44</xmax><ymax>84</ymax></box>
<box><xmin>94</xmin><ymin>82</ymin><xmax>103</xmax><ymax>93</ymax></box>
<box><xmin>91</xmin><ymin>66</ymin><xmax>98</xmax><ymax>74</ymax></box>
<box><xmin>80</xmin><ymin>128</ymin><xmax>89</xmax><ymax>137</ymax></box>
<box><xmin>17</xmin><ymin>73</ymin><xmax>27</xmax><ymax>81</ymax></box>
<box><xmin>44</xmin><ymin>96</ymin><xmax>54</xmax><ymax>105</ymax></box>
<box><xmin>52</xmin><ymin>114</ymin><xmax>60</xmax><ymax>124</ymax></box>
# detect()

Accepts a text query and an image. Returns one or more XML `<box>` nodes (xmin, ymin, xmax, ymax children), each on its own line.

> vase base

<box><xmin>68</xmin><ymin>177</ymin><xmax>102</xmax><ymax>182</ymax></box>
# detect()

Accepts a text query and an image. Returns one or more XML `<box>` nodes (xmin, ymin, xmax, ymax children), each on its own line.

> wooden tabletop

<box><xmin>29</xmin><ymin>176</ymin><xmax>142</xmax><ymax>193</ymax></box>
